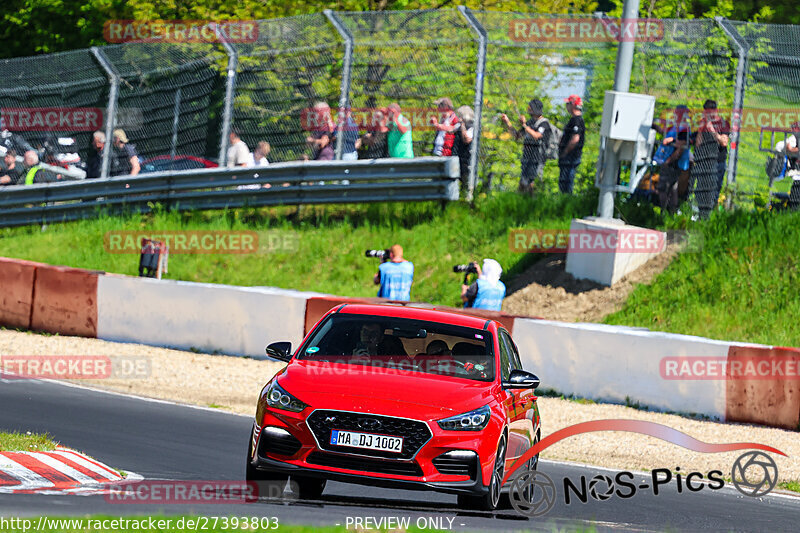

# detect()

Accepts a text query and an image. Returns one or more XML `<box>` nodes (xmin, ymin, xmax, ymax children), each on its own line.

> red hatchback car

<box><xmin>246</xmin><ymin>304</ymin><xmax>541</xmax><ymax>510</ymax></box>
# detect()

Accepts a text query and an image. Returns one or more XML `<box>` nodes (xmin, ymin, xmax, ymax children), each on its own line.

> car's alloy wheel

<box><xmin>458</xmin><ymin>435</ymin><xmax>507</xmax><ymax>511</ymax></box>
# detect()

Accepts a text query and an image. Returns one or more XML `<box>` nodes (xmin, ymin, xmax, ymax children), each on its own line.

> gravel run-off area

<box><xmin>1</xmin><ymin>328</ymin><xmax>798</xmax><ymax>487</ymax></box>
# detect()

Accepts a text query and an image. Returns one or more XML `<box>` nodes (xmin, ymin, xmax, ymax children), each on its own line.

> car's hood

<box><xmin>277</xmin><ymin>360</ymin><xmax>494</xmax><ymax>420</ymax></box>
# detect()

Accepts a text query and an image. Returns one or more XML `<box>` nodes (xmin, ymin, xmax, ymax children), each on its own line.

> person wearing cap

<box><xmin>501</xmin><ymin>98</ymin><xmax>552</xmax><ymax>194</ymax></box>
<box><xmin>692</xmin><ymin>99</ymin><xmax>730</xmax><ymax>215</ymax></box>
<box><xmin>430</xmin><ymin>97</ymin><xmax>459</xmax><ymax>157</ymax></box>
<box><xmin>111</xmin><ymin>128</ymin><xmax>140</xmax><ymax>176</ymax></box>
<box><xmin>461</xmin><ymin>259</ymin><xmax>506</xmax><ymax>311</ymax></box>
<box><xmin>558</xmin><ymin>94</ymin><xmax>585</xmax><ymax>194</ymax></box>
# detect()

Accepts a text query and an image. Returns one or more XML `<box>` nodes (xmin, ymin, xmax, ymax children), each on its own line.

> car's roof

<box><xmin>336</xmin><ymin>303</ymin><xmax>493</xmax><ymax>330</ymax></box>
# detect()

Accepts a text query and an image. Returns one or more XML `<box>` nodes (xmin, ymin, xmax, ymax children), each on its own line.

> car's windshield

<box><xmin>297</xmin><ymin>314</ymin><xmax>495</xmax><ymax>381</ymax></box>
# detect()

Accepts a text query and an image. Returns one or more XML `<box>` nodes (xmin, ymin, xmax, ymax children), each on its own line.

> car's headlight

<box><xmin>437</xmin><ymin>405</ymin><xmax>491</xmax><ymax>431</ymax></box>
<box><xmin>265</xmin><ymin>381</ymin><xmax>307</xmax><ymax>413</ymax></box>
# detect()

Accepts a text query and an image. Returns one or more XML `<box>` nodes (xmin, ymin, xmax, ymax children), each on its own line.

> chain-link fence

<box><xmin>2</xmin><ymin>8</ymin><xmax>799</xmax><ymax>208</ymax></box>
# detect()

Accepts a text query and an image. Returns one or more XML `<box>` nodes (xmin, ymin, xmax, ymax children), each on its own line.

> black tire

<box><xmin>290</xmin><ymin>476</ymin><xmax>326</xmax><ymax>500</ymax></box>
<box><xmin>457</xmin><ymin>436</ymin><xmax>507</xmax><ymax>511</ymax></box>
<box><xmin>245</xmin><ymin>435</ymin><xmax>288</xmax><ymax>500</ymax></box>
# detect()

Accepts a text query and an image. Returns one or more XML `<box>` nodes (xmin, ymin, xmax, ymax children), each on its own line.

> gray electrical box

<box><xmin>600</xmin><ymin>91</ymin><xmax>656</xmax><ymax>143</ymax></box>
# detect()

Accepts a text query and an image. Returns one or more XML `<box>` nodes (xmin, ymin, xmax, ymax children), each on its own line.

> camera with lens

<box><xmin>453</xmin><ymin>263</ymin><xmax>478</xmax><ymax>275</ymax></box>
<box><xmin>453</xmin><ymin>262</ymin><xmax>479</xmax><ymax>284</ymax></box>
<box><xmin>365</xmin><ymin>249</ymin><xmax>391</xmax><ymax>263</ymax></box>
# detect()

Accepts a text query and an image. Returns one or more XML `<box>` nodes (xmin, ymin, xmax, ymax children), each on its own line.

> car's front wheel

<box><xmin>458</xmin><ymin>435</ymin><xmax>507</xmax><ymax>511</ymax></box>
<box><xmin>245</xmin><ymin>436</ymin><xmax>288</xmax><ymax>499</ymax></box>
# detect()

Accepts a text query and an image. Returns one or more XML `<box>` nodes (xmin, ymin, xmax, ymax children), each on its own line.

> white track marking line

<box><xmin>30</xmin><ymin>453</ymin><xmax>96</xmax><ymax>484</ymax></box>
<box><xmin>32</xmin><ymin>377</ymin><xmax>251</xmax><ymax>417</ymax></box>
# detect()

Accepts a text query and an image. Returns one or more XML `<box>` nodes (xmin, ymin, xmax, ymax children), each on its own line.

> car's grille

<box><xmin>257</xmin><ymin>429</ymin><xmax>302</xmax><ymax>457</ymax></box>
<box><xmin>306</xmin><ymin>451</ymin><xmax>423</xmax><ymax>477</ymax></box>
<box><xmin>306</xmin><ymin>410</ymin><xmax>432</xmax><ymax>460</ymax></box>
<box><xmin>432</xmin><ymin>453</ymin><xmax>478</xmax><ymax>479</ymax></box>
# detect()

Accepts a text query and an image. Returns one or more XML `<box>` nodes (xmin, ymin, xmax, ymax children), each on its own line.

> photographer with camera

<box><xmin>459</xmin><ymin>258</ymin><xmax>506</xmax><ymax>311</ymax></box>
<box><xmin>370</xmin><ymin>244</ymin><xmax>414</xmax><ymax>301</ymax></box>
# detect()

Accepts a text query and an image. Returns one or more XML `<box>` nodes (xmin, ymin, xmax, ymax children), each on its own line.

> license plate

<box><xmin>330</xmin><ymin>430</ymin><xmax>403</xmax><ymax>453</ymax></box>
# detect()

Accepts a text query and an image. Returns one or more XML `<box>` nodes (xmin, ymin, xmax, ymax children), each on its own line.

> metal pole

<box><xmin>217</xmin><ymin>26</ymin><xmax>238</xmax><ymax>167</ymax></box>
<box><xmin>597</xmin><ymin>0</ymin><xmax>640</xmax><ymax>218</ymax></box>
<box><xmin>170</xmin><ymin>88</ymin><xmax>182</xmax><ymax>160</ymax></box>
<box><xmin>715</xmin><ymin>17</ymin><xmax>749</xmax><ymax>186</ymax></box>
<box><xmin>90</xmin><ymin>47</ymin><xmax>119</xmax><ymax>179</ymax></box>
<box><xmin>324</xmin><ymin>10</ymin><xmax>354</xmax><ymax>160</ymax></box>
<box><xmin>459</xmin><ymin>6</ymin><xmax>487</xmax><ymax>202</ymax></box>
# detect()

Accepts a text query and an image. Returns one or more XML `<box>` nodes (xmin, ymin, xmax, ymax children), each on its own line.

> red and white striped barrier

<box><xmin>0</xmin><ymin>446</ymin><xmax>126</xmax><ymax>494</ymax></box>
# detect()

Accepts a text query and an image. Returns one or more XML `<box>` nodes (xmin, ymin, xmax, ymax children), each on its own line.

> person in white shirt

<box><xmin>227</xmin><ymin>128</ymin><xmax>250</xmax><ymax>167</ymax></box>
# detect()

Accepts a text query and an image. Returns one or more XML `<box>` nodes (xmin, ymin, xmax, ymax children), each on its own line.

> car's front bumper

<box><xmin>251</xmin><ymin>454</ymin><xmax>488</xmax><ymax>496</ymax></box>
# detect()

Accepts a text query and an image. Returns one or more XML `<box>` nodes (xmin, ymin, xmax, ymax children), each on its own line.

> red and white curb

<box><xmin>0</xmin><ymin>446</ymin><xmax>141</xmax><ymax>495</ymax></box>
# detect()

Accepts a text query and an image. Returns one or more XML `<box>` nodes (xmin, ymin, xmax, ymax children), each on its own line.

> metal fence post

<box><xmin>218</xmin><ymin>28</ymin><xmax>239</xmax><ymax>167</ymax></box>
<box><xmin>459</xmin><ymin>6</ymin><xmax>487</xmax><ymax>202</ymax></box>
<box><xmin>324</xmin><ymin>10</ymin><xmax>354</xmax><ymax>160</ymax></box>
<box><xmin>90</xmin><ymin>47</ymin><xmax>119</xmax><ymax>179</ymax></box>
<box><xmin>715</xmin><ymin>17</ymin><xmax>750</xmax><ymax>185</ymax></box>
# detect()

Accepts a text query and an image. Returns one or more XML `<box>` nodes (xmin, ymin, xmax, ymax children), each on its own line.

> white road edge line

<box><xmin>23</xmin><ymin>376</ymin><xmax>251</xmax><ymax>418</ymax></box>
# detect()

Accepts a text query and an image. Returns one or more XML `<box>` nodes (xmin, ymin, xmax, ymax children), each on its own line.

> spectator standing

<box><xmin>501</xmin><ymin>98</ymin><xmax>551</xmax><ymax>194</ymax></box>
<box><xmin>306</xmin><ymin>101</ymin><xmax>336</xmax><ymax>161</ymax></box>
<box><xmin>0</xmin><ymin>149</ymin><xmax>23</xmax><ymax>185</ymax></box>
<box><xmin>430</xmin><ymin>97</ymin><xmax>459</xmax><ymax>156</ymax></box>
<box><xmin>656</xmin><ymin>105</ymin><xmax>691</xmax><ymax>213</ymax></box>
<box><xmin>111</xmin><ymin>129</ymin><xmax>140</xmax><ymax>176</ymax></box>
<box><xmin>86</xmin><ymin>131</ymin><xmax>105</xmax><ymax>179</ymax></box>
<box><xmin>558</xmin><ymin>94</ymin><xmax>585</xmax><ymax>193</ymax></box>
<box><xmin>357</xmin><ymin>109</ymin><xmax>390</xmax><ymax>159</ymax></box>
<box><xmin>373</xmin><ymin>244</ymin><xmax>414</xmax><ymax>301</ymax></box>
<box><xmin>227</xmin><ymin>127</ymin><xmax>251</xmax><ymax>167</ymax></box>
<box><xmin>461</xmin><ymin>259</ymin><xmax>506</xmax><ymax>311</ymax></box>
<box><xmin>692</xmin><ymin>99</ymin><xmax>730</xmax><ymax>216</ymax></box>
<box><xmin>453</xmin><ymin>105</ymin><xmax>475</xmax><ymax>191</ymax></box>
<box><xmin>340</xmin><ymin>108</ymin><xmax>360</xmax><ymax>160</ymax></box>
<box><xmin>249</xmin><ymin>141</ymin><xmax>271</xmax><ymax>166</ymax></box>
<box><xmin>387</xmin><ymin>103</ymin><xmax>413</xmax><ymax>158</ymax></box>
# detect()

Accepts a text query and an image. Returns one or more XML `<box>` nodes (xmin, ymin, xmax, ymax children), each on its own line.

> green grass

<box><xmin>779</xmin><ymin>481</ymin><xmax>800</xmax><ymax>493</ymax></box>
<box><xmin>0</xmin><ymin>193</ymin><xmax>596</xmax><ymax>309</ymax></box>
<box><xmin>2</xmin><ymin>190</ymin><xmax>800</xmax><ymax>347</ymax></box>
<box><xmin>0</xmin><ymin>431</ymin><xmax>58</xmax><ymax>452</ymax></box>
<box><xmin>604</xmin><ymin>207</ymin><xmax>800</xmax><ymax>347</ymax></box>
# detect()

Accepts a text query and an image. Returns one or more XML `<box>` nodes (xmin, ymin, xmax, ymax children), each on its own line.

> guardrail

<box><xmin>0</xmin><ymin>157</ymin><xmax>460</xmax><ymax>228</ymax></box>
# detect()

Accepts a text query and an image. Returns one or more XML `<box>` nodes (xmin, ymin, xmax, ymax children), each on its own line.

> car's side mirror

<box><xmin>266</xmin><ymin>341</ymin><xmax>292</xmax><ymax>363</ymax></box>
<box><xmin>502</xmin><ymin>369</ymin><xmax>540</xmax><ymax>390</ymax></box>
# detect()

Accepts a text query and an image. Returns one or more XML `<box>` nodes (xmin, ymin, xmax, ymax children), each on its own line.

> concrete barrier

<box><xmin>0</xmin><ymin>258</ymin><xmax>42</xmax><ymax>329</ymax></box>
<box><xmin>30</xmin><ymin>265</ymin><xmax>101</xmax><ymax>337</ymax></box>
<box><xmin>726</xmin><ymin>345</ymin><xmax>800</xmax><ymax>429</ymax></box>
<box><xmin>97</xmin><ymin>275</ymin><xmax>323</xmax><ymax>357</ymax></box>
<box><xmin>512</xmin><ymin>318</ymin><xmax>735</xmax><ymax>419</ymax></box>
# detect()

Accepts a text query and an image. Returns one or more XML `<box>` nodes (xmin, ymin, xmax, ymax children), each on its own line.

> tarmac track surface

<box><xmin>1</xmin><ymin>378</ymin><xmax>798</xmax><ymax>532</ymax></box>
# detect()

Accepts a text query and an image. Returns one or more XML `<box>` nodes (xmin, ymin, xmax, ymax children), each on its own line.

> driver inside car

<box><xmin>352</xmin><ymin>322</ymin><xmax>406</xmax><ymax>358</ymax></box>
